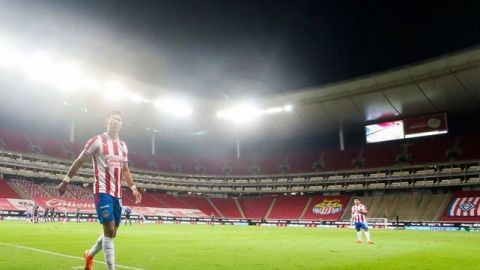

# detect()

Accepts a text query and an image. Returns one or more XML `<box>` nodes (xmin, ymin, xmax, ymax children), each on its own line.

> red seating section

<box><xmin>9</xmin><ymin>179</ymin><xmax>52</xmax><ymax>199</ymax></box>
<box><xmin>28</xmin><ymin>134</ymin><xmax>68</xmax><ymax>158</ymax></box>
<box><xmin>302</xmin><ymin>195</ymin><xmax>351</xmax><ymax>221</ymax></box>
<box><xmin>238</xmin><ymin>197</ymin><xmax>274</xmax><ymax>219</ymax></box>
<box><xmin>209</xmin><ymin>198</ymin><xmax>242</xmax><ymax>218</ymax></box>
<box><xmin>152</xmin><ymin>193</ymin><xmax>191</xmax><ymax>208</ymax></box>
<box><xmin>179</xmin><ymin>196</ymin><xmax>220</xmax><ymax>217</ymax></box>
<box><xmin>441</xmin><ymin>190</ymin><xmax>480</xmax><ymax>222</ymax></box>
<box><xmin>0</xmin><ymin>178</ymin><xmax>22</xmax><ymax>198</ymax></box>
<box><xmin>268</xmin><ymin>196</ymin><xmax>310</xmax><ymax>219</ymax></box>
<box><xmin>0</xmin><ymin>128</ymin><xmax>32</xmax><ymax>153</ymax></box>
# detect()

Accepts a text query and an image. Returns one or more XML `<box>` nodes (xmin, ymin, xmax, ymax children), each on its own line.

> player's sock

<box><xmin>103</xmin><ymin>236</ymin><xmax>115</xmax><ymax>270</ymax></box>
<box><xmin>356</xmin><ymin>231</ymin><xmax>362</xmax><ymax>241</ymax></box>
<box><xmin>365</xmin><ymin>231</ymin><xmax>371</xmax><ymax>242</ymax></box>
<box><xmin>87</xmin><ymin>234</ymin><xmax>103</xmax><ymax>257</ymax></box>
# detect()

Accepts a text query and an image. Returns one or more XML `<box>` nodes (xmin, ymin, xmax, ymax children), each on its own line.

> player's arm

<box><xmin>123</xmin><ymin>164</ymin><xmax>142</xmax><ymax>204</ymax></box>
<box><xmin>57</xmin><ymin>151</ymin><xmax>90</xmax><ymax>195</ymax></box>
<box><xmin>359</xmin><ymin>206</ymin><xmax>368</xmax><ymax>214</ymax></box>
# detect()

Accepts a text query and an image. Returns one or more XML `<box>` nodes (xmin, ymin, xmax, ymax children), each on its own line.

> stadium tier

<box><xmin>0</xmin><ymin>128</ymin><xmax>479</xmax><ymax>222</ymax></box>
<box><xmin>2</xmin><ymin>128</ymin><xmax>480</xmax><ymax>175</ymax></box>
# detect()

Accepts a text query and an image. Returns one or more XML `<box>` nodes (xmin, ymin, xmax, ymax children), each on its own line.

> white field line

<box><xmin>0</xmin><ymin>243</ymin><xmax>146</xmax><ymax>270</ymax></box>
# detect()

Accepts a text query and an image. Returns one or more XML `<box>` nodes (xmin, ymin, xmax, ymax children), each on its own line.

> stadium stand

<box><xmin>27</xmin><ymin>134</ymin><xmax>68</xmax><ymax>158</ymax></box>
<box><xmin>302</xmin><ymin>195</ymin><xmax>351</xmax><ymax>221</ymax></box>
<box><xmin>0</xmin><ymin>128</ymin><xmax>32</xmax><ymax>153</ymax></box>
<box><xmin>179</xmin><ymin>196</ymin><xmax>221</xmax><ymax>217</ymax></box>
<box><xmin>342</xmin><ymin>192</ymin><xmax>453</xmax><ymax>222</ymax></box>
<box><xmin>238</xmin><ymin>197</ymin><xmax>274</xmax><ymax>219</ymax></box>
<box><xmin>9</xmin><ymin>179</ymin><xmax>52</xmax><ymax>199</ymax></box>
<box><xmin>441</xmin><ymin>190</ymin><xmax>480</xmax><ymax>222</ymax></box>
<box><xmin>209</xmin><ymin>198</ymin><xmax>242</xmax><ymax>218</ymax></box>
<box><xmin>267</xmin><ymin>196</ymin><xmax>310</xmax><ymax>219</ymax></box>
<box><xmin>0</xmin><ymin>178</ymin><xmax>22</xmax><ymax>199</ymax></box>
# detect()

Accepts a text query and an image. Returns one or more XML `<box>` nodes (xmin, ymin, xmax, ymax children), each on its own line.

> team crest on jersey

<box><xmin>102</xmin><ymin>210</ymin><xmax>110</xmax><ymax>219</ymax></box>
<box><xmin>312</xmin><ymin>199</ymin><xmax>343</xmax><ymax>215</ymax></box>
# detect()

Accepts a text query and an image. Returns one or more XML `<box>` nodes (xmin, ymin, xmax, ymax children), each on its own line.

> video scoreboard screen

<box><xmin>366</xmin><ymin>113</ymin><xmax>448</xmax><ymax>143</ymax></box>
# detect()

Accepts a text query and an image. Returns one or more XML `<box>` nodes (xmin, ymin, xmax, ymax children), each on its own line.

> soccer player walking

<box><xmin>58</xmin><ymin>111</ymin><xmax>142</xmax><ymax>270</ymax></box>
<box><xmin>351</xmin><ymin>197</ymin><xmax>373</xmax><ymax>244</ymax></box>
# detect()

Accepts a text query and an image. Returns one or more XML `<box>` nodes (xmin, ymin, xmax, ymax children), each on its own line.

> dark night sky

<box><xmin>71</xmin><ymin>1</ymin><xmax>480</xmax><ymax>97</ymax></box>
<box><xmin>3</xmin><ymin>1</ymin><xmax>480</xmax><ymax>99</ymax></box>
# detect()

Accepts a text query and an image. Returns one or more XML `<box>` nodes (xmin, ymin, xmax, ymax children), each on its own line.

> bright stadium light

<box><xmin>103</xmin><ymin>80</ymin><xmax>129</xmax><ymax>103</ymax></box>
<box><xmin>264</xmin><ymin>107</ymin><xmax>284</xmax><ymax>114</ymax></box>
<box><xmin>22</xmin><ymin>51</ymin><xmax>56</xmax><ymax>83</ymax></box>
<box><xmin>154</xmin><ymin>98</ymin><xmax>193</xmax><ymax>118</ymax></box>
<box><xmin>216</xmin><ymin>103</ymin><xmax>262</xmax><ymax>124</ymax></box>
<box><xmin>54</xmin><ymin>61</ymin><xmax>84</xmax><ymax>91</ymax></box>
<box><xmin>283</xmin><ymin>104</ymin><xmax>293</xmax><ymax>112</ymax></box>
<box><xmin>0</xmin><ymin>42</ymin><xmax>21</xmax><ymax>69</ymax></box>
<box><xmin>129</xmin><ymin>92</ymin><xmax>146</xmax><ymax>104</ymax></box>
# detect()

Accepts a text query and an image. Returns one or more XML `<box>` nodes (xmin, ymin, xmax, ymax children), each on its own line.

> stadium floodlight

<box><xmin>102</xmin><ymin>80</ymin><xmax>129</xmax><ymax>103</ymax></box>
<box><xmin>216</xmin><ymin>104</ymin><xmax>262</xmax><ymax>124</ymax></box>
<box><xmin>54</xmin><ymin>61</ymin><xmax>84</xmax><ymax>91</ymax></box>
<box><xmin>22</xmin><ymin>51</ymin><xmax>56</xmax><ymax>84</ymax></box>
<box><xmin>154</xmin><ymin>98</ymin><xmax>193</xmax><ymax>118</ymax></box>
<box><xmin>0</xmin><ymin>42</ymin><xmax>21</xmax><ymax>69</ymax></box>
<box><xmin>264</xmin><ymin>107</ymin><xmax>284</xmax><ymax>114</ymax></box>
<box><xmin>283</xmin><ymin>104</ymin><xmax>293</xmax><ymax>112</ymax></box>
<box><xmin>128</xmin><ymin>92</ymin><xmax>146</xmax><ymax>104</ymax></box>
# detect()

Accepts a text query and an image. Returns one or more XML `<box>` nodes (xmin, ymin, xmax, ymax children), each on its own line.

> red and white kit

<box><xmin>83</xmin><ymin>132</ymin><xmax>128</xmax><ymax>198</ymax></box>
<box><xmin>351</xmin><ymin>204</ymin><xmax>368</xmax><ymax>223</ymax></box>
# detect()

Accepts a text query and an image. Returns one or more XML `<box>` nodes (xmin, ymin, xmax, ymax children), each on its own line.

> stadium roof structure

<box><xmin>247</xmin><ymin>46</ymin><xmax>480</xmax><ymax>139</ymax></box>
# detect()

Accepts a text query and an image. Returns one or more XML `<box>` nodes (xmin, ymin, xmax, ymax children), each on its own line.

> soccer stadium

<box><xmin>1</xmin><ymin>2</ymin><xmax>480</xmax><ymax>270</ymax></box>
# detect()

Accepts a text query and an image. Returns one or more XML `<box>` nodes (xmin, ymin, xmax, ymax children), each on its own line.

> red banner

<box><xmin>0</xmin><ymin>198</ymin><xmax>35</xmax><ymax>210</ymax></box>
<box><xmin>31</xmin><ymin>197</ymin><xmax>208</xmax><ymax>217</ymax></box>
<box><xmin>403</xmin><ymin>113</ymin><xmax>448</xmax><ymax>136</ymax></box>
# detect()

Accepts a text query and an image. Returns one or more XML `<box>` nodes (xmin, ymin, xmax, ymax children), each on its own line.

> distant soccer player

<box><xmin>33</xmin><ymin>203</ymin><xmax>39</xmax><ymax>223</ymax></box>
<box><xmin>351</xmin><ymin>197</ymin><xmax>373</xmax><ymax>244</ymax></box>
<box><xmin>124</xmin><ymin>207</ymin><xmax>132</xmax><ymax>226</ymax></box>
<box><xmin>210</xmin><ymin>213</ymin><xmax>215</xmax><ymax>227</ymax></box>
<box><xmin>58</xmin><ymin>111</ymin><xmax>142</xmax><ymax>270</ymax></box>
<box><xmin>76</xmin><ymin>207</ymin><xmax>81</xmax><ymax>223</ymax></box>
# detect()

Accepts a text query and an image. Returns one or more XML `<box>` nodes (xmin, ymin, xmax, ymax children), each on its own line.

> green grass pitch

<box><xmin>0</xmin><ymin>221</ymin><xmax>479</xmax><ymax>270</ymax></box>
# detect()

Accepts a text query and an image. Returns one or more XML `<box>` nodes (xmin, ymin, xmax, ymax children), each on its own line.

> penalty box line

<box><xmin>0</xmin><ymin>243</ymin><xmax>146</xmax><ymax>270</ymax></box>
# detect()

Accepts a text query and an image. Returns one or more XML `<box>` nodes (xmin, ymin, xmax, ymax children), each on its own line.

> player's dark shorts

<box><xmin>125</xmin><ymin>214</ymin><xmax>131</xmax><ymax>219</ymax></box>
<box><xmin>355</xmin><ymin>222</ymin><xmax>368</xmax><ymax>231</ymax></box>
<box><xmin>94</xmin><ymin>193</ymin><xmax>122</xmax><ymax>226</ymax></box>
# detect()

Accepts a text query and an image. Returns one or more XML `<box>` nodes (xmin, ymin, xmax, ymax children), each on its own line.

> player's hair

<box><xmin>107</xmin><ymin>111</ymin><xmax>123</xmax><ymax>119</ymax></box>
<box><xmin>354</xmin><ymin>197</ymin><xmax>361</xmax><ymax>201</ymax></box>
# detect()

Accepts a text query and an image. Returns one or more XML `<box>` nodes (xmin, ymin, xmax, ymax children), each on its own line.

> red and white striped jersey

<box><xmin>351</xmin><ymin>204</ymin><xmax>367</xmax><ymax>223</ymax></box>
<box><xmin>83</xmin><ymin>133</ymin><xmax>128</xmax><ymax>198</ymax></box>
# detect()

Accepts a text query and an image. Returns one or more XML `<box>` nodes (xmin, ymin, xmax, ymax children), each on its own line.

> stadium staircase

<box><xmin>238</xmin><ymin>197</ymin><xmax>275</xmax><ymax>219</ymax></box>
<box><xmin>234</xmin><ymin>198</ymin><xmax>246</xmax><ymax>218</ymax></box>
<box><xmin>434</xmin><ymin>193</ymin><xmax>452</xmax><ymax>221</ymax></box>
<box><xmin>207</xmin><ymin>198</ymin><xmax>224</xmax><ymax>218</ymax></box>
<box><xmin>298</xmin><ymin>197</ymin><xmax>313</xmax><ymax>220</ymax></box>
<box><xmin>264</xmin><ymin>198</ymin><xmax>276</xmax><ymax>219</ymax></box>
